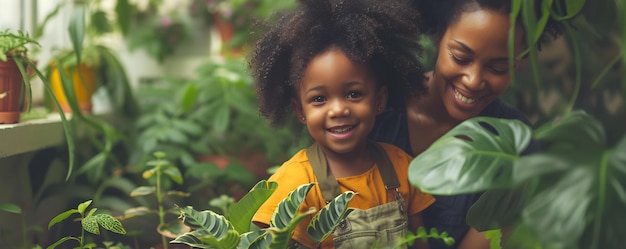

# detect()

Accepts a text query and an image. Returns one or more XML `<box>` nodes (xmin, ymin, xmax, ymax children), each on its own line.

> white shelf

<box><xmin>0</xmin><ymin>113</ymin><xmax>67</xmax><ymax>158</ymax></box>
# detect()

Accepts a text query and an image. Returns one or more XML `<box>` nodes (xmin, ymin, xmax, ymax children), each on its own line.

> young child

<box><xmin>249</xmin><ymin>0</ymin><xmax>434</xmax><ymax>248</ymax></box>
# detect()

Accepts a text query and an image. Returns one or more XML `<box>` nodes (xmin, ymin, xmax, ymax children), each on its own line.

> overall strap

<box><xmin>307</xmin><ymin>143</ymin><xmax>342</xmax><ymax>203</ymax></box>
<box><xmin>306</xmin><ymin>141</ymin><xmax>399</xmax><ymax>203</ymax></box>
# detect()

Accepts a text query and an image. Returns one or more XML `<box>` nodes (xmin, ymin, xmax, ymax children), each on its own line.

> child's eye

<box><xmin>347</xmin><ymin>91</ymin><xmax>362</xmax><ymax>99</ymax></box>
<box><xmin>311</xmin><ymin>96</ymin><xmax>326</xmax><ymax>103</ymax></box>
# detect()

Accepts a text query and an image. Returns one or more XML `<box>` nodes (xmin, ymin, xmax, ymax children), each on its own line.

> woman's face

<box><xmin>432</xmin><ymin>8</ymin><xmax>525</xmax><ymax>122</ymax></box>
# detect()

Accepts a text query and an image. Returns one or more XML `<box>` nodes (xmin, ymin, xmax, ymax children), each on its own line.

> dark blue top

<box><xmin>369</xmin><ymin>98</ymin><xmax>538</xmax><ymax>249</ymax></box>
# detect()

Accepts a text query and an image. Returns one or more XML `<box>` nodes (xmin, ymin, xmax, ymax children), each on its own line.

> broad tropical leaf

<box><xmin>307</xmin><ymin>191</ymin><xmax>356</xmax><ymax>243</ymax></box>
<box><xmin>0</xmin><ymin>203</ymin><xmax>21</xmax><ymax>214</ymax></box>
<box><xmin>409</xmin><ymin>117</ymin><xmax>532</xmax><ymax>194</ymax></box>
<box><xmin>229</xmin><ymin>180</ymin><xmax>278</xmax><ymax>234</ymax></box>
<box><xmin>238</xmin><ymin>230</ymin><xmax>269</xmax><ymax>249</ymax></box>
<box><xmin>176</xmin><ymin>206</ymin><xmax>240</xmax><ymax>249</ymax></box>
<box><xmin>267</xmin><ymin>209</ymin><xmax>316</xmax><ymax>249</ymax></box>
<box><xmin>82</xmin><ymin>215</ymin><xmax>100</xmax><ymax>235</ymax></box>
<box><xmin>533</xmin><ymin>110</ymin><xmax>606</xmax><ymax>148</ymax></box>
<box><xmin>269</xmin><ymin>183</ymin><xmax>315</xmax><ymax>229</ymax></box>
<box><xmin>170</xmin><ymin>232</ymin><xmax>211</xmax><ymax>249</ymax></box>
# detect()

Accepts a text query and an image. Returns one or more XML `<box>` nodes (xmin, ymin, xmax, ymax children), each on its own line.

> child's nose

<box><xmin>329</xmin><ymin>100</ymin><xmax>350</xmax><ymax>117</ymax></box>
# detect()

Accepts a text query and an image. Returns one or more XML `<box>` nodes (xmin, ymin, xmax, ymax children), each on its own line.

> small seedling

<box><xmin>47</xmin><ymin>200</ymin><xmax>126</xmax><ymax>249</ymax></box>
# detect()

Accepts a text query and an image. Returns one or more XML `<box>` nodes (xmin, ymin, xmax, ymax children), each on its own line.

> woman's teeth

<box><xmin>454</xmin><ymin>89</ymin><xmax>475</xmax><ymax>104</ymax></box>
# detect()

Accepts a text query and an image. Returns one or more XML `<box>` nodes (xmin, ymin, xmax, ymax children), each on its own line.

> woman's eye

<box><xmin>347</xmin><ymin>92</ymin><xmax>362</xmax><ymax>99</ymax></box>
<box><xmin>449</xmin><ymin>51</ymin><xmax>470</xmax><ymax>64</ymax></box>
<box><xmin>490</xmin><ymin>66</ymin><xmax>509</xmax><ymax>75</ymax></box>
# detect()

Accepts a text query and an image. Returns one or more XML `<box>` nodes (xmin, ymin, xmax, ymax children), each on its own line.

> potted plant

<box><xmin>204</xmin><ymin>0</ymin><xmax>297</xmax><ymax>54</ymax></box>
<box><xmin>0</xmin><ymin>30</ymin><xmax>38</xmax><ymax>123</ymax></box>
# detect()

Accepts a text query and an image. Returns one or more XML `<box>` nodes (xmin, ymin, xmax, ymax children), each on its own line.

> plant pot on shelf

<box><xmin>50</xmin><ymin>63</ymin><xmax>97</xmax><ymax>113</ymax></box>
<box><xmin>0</xmin><ymin>57</ymin><xmax>24</xmax><ymax>124</ymax></box>
<box><xmin>213</xmin><ymin>15</ymin><xmax>243</xmax><ymax>56</ymax></box>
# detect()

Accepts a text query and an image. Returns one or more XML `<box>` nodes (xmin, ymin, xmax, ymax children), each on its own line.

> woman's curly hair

<box><xmin>413</xmin><ymin>0</ymin><xmax>565</xmax><ymax>50</ymax></box>
<box><xmin>248</xmin><ymin>0</ymin><xmax>425</xmax><ymax>127</ymax></box>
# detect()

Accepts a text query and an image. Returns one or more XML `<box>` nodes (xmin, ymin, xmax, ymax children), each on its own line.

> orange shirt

<box><xmin>252</xmin><ymin>142</ymin><xmax>435</xmax><ymax>248</ymax></box>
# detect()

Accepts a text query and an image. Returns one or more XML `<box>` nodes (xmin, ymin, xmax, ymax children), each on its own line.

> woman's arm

<box><xmin>458</xmin><ymin>227</ymin><xmax>489</xmax><ymax>249</ymax></box>
<box><xmin>408</xmin><ymin>213</ymin><xmax>430</xmax><ymax>249</ymax></box>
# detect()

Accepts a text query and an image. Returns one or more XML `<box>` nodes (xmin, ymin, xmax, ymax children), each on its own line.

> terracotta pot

<box><xmin>213</xmin><ymin>15</ymin><xmax>243</xmax><ymax>56</ymax></box>
<box><xmin>50</xmin><ymin>63</ymin><xmax>97</xmax><ymax>113</ymax></box>
<box><xmin>0</xmin><ymin>58</ymin><xmax>24</xmax><ymax>124</ymax></box>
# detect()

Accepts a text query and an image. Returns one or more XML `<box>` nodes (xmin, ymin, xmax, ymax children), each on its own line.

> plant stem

<box><xmin>591</xmin><ymin>53</ymin><xmax>623</xmax><ymax>89</ymax></box>
<box><xmin>564</xmin><ymin>25</ymin><xmax>581</xmax><ymax>115</ymax></box>
<box><xmin>591</xmin><ymin>150</ymin><xmax>611</xmax><ymax>248</ymax></box>
<box><xmin>156</xmin><ymin>159</ymin><xmax>168</xmax><ymax>249</ymax></box>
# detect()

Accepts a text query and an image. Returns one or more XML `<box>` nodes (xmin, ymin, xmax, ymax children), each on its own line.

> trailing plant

<box><xmin>408</xmin><ymin>112</ymin><xmax>626</xmax><ymax>249</ymax></box>
<box><xmin>37</xmin><ymin>0</ymin><xmax>139</xmax><ymax>182</ymax></box>
<box><xmin>47</xmin><ymin>199</ymin><xmax>127</xmax><ymax>249</ymax></box>
<box><xmin>170</xmin><ymin>180</ymin><xmax>355</xmax><ymax>249</ymax></box>
<box><xmin>124</xmin><ymin>151</ymin><xmax>189</xmax><ymax>249</ymax></box>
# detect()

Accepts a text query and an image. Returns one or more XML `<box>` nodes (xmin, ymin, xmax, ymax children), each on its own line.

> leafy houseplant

<box><xmin>133</xmin><ymin>56</ymin><xmax>310</xmax><ymax>205</ymax></box>
<box><xmin>124</xmin><ymin>151</ymin><xmax>189</xmax><ymax>249</ymax></box>
<box><xmin>171</xmin><ymin>180</ymin><xmax>355</xmax><ymax>249</ymax></box>
<box><xmin>47</xmin><ymin>199</ymin><xmax>127</xmax><ymax>249</ymax></box>
<box><xmin>407</xmin><ymin>1</ymin><xmax>626</xmax><ymax>248</ymax></box>
<box><xmin>409</xmin><ymin>112</ymin><xmax>626</xmax><ymax>249</ymax></box>
<box><xmin>0</xmin><ymin>30</ymin><xmax>39</xmax><ymax>123</ymax></box>
<box><xmin>203</xmin><ymin>0</ymin><xmax>297</xmax><ymax>53</ymax></box>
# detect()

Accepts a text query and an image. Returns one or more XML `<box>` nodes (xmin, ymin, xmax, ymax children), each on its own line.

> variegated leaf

<box><xmin>307</xmin><ymin>191</ymin><xmax>356</xmax><ymax>242</ymax></box>
<box><xmin>269</xmin><ymin>183</ymin><xmax>315</xmax><ymax>229</ymax></box>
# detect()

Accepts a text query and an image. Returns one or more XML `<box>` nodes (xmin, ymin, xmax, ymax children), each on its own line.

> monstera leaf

<box><xmin>409</xmin><ymin>117</ymin><xmax>533</xmax><ymax>194</ymax></box>
<box><xmin>415</xmin><ymin>111</ymin><xmax>626</xmax><ymax>249</ymax></box>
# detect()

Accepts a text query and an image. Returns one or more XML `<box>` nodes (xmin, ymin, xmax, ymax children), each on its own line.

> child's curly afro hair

<box><xmin>249</xmin><ymin>0</ymin><xmax>426</xmax><ymax>127</ymax></box>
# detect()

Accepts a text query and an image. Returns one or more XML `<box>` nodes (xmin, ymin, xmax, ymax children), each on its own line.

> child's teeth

<box><xmin>331</xmin><ymin>127</ymin><xmax>351</xmax><ymax>133</ymax></box>
<box><xmin>455</xmin><ymin>89</ymin><xmax>475</xmax><ymax>104</ymax></box>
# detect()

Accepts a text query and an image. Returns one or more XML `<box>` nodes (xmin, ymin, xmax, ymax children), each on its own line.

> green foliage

<box><xmin>397</xmin><ymin>227</ymin><xmax>456</xmax><ymax>248</ymax></box>
<box><xmin>410</xmin><ymin>111</ymin><xmax>626</xmax><ymax>249</ymax></box>
<box><xmin>0</xmin><ymin>203</ymin><xmax>21</xmax><ymax>214</ymax></box>
<box><xmin>171</xmin><ymin>180</ymin><xmax>354</xmax><ymax>249</ymax></box>
<box><xmin>0</xmin><ymin>29</ymin><xmax>39</xmax><ymax>61</ymax></box>
<box><xmin>126</xmin><ymin>151</ymin><xmax>188</xmax><ymax>249</ymax></box>
<box><xmin>408</xmin><ymin>117</ymin><xmax>533</xmax><ymax>194</ymax></box>
<box><xmin>133</xmin><ymin>56</ymin><xmax>310</xmax><ymax>205</ymax></box>
<box><xmin>47</xmin><ymin>199</ymin><xmax>126</xmax><ymax>249</ymax></box>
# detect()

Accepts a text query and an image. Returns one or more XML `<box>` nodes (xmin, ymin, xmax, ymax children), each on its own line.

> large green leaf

<box><xmin>534</xmin><ymin>110</ymin><xmax>606</xmax><ymax>148</ymax></box>
<box><xmin>229</xmin><ymin>180</ymin><xmax>278</xmax><ymax>234</ymax></box>
<box><xmin>238</xmin><ymin>230</ymin><xmax>269</xmax><ymax>249</ymax></box>
<box><xmin>267</xmin><ymin>209</ymin><xmax>317</xmax><ymax>249</ymax></box>
<box><xmin>177</xmin><ymin>206</ymin><xmax>240</xmax><ymax>248</ymax></box>
<box><xmin>67</xmin><ymin>4</ymin><xmax>85</xmax><ymax>66</ymax></box>
<box><xmin>269</xmin><ymin>183</ymin><xmax>315</xmax><ymax>229</ymax></box>
<box><xmin>307</xmin><ymin>191</ymin><xmax>355</xmax><ymax>243</ymax></box>
<box><xmin>409</xmin><ymin>117</ymin><xmax>532</xmax><ymax>194</ymax></box>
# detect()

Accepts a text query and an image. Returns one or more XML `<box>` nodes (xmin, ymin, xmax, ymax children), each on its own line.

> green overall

<box><xmin>306</xmin><ymin>142</ymin><xmax>408</xmax><ymax>249</ymax></box>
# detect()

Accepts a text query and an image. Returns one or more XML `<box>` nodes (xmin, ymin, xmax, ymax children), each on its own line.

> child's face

<box><xmin>292</xmin><ymin>46</ymin><xmax>387</xmax><ymax>155</ymax></box>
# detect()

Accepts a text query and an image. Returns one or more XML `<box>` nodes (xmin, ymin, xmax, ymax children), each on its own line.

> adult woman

<box><xmin>369</xmin><ymin>1</ymin><xmax>564</xmax><ymax>248</ymax></box>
